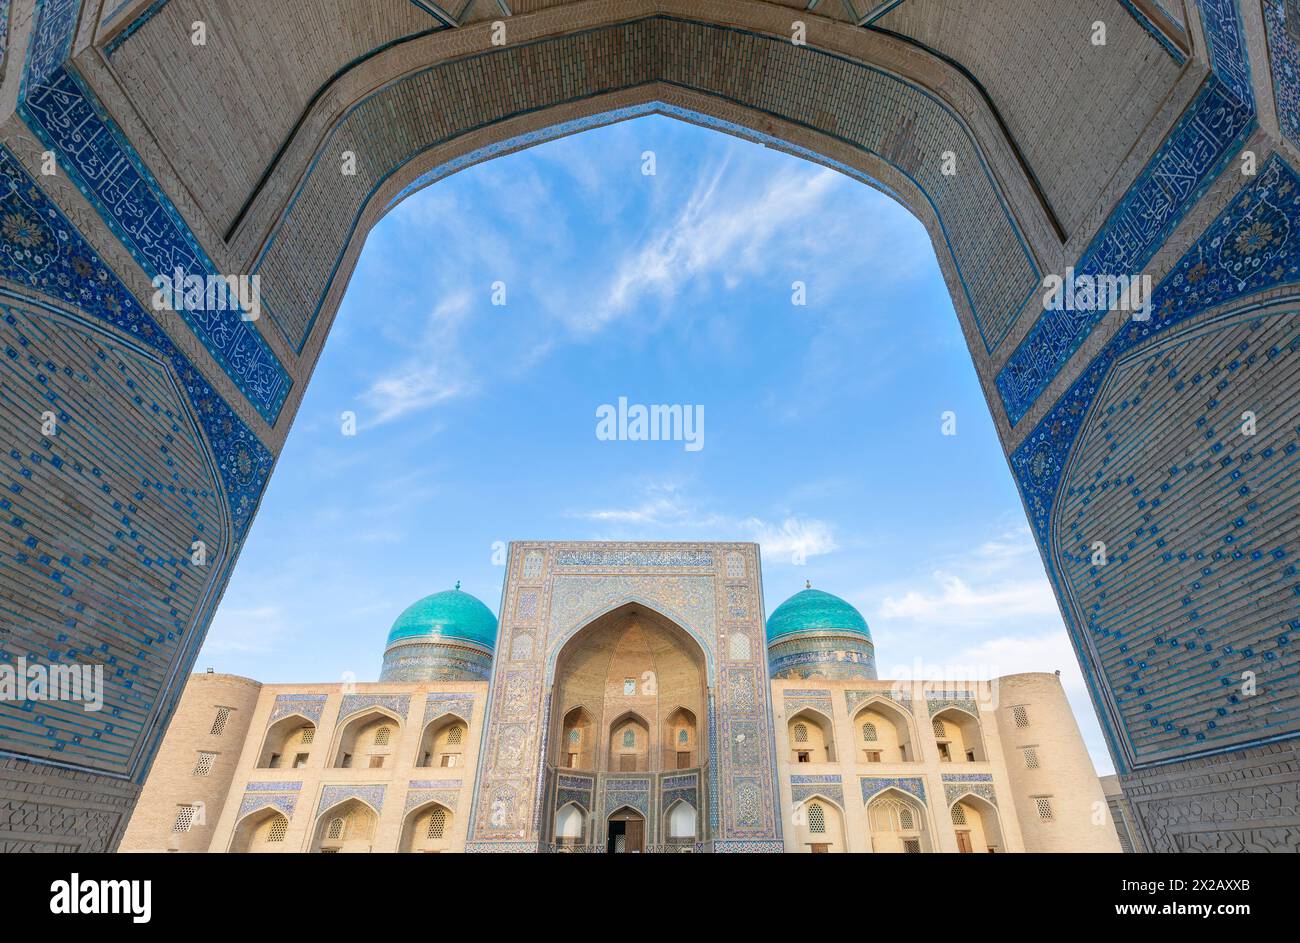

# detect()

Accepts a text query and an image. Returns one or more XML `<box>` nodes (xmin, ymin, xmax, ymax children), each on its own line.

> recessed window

<box><xmin>937</xmin><ymin>742</ymin><xmax>951</xmax><ymax>762</ymax></box>
<box><xmin>209</xmin><ymin>707</ymin><xmax>232</xmax><ymax>737</ymax></box>
<box><xmin>293</xmin><ymin>753</ymin><xmax>309</xmax><ymax>769</ymax></box>
<box><xmin>903</xmin><ymin>838</ymin><xmax>921</xmax><ymax>854</ymax></box>
<box><xmin>797</xmin><ymin>751</ymin><xmax>810</xmax><ymax>763</ymax></box>
<box><xmin>807</xmin><ymin>803</ymin><xmax>826</xmax><ymax>834</ymax></box>
<box><xmin>193</xmin><ymin>752</ymin><xmax>215</xmax><ymax>776</ymax></box>
<box><xmin>932</xmin><ymin>719</ymin><xmax>946</xmax><ymax>739</ymax></box>
<box><xmin>1035</xmin><ymin>797</ymin><xmax>1055</xmax><ymax>821</ymax></box>
<box><xmin>368</xmin><ymin>755</ymin><xmax>385</xmax><ymax>768</ymax></box>
<box><xmin>861</xmin><ymin>722</ymin><xmax>878</xmax><ymax>742</ymax></box>
<box><xmin>1013</xmin><ymin>705</ymin><xmax>1029</xmax><ymax>728</ymax></box>
<box><xmin>267</xmin><ymin>819</ymin><xmax>288</xmax><ymax>842</ymax></box>
<box><xmin>327</xmin><ymin>817</ymin><xmax>345</xmax><ymax>840</ymax></box>
<box><xmin>173</xmin><ymin>806</ymin><xmax>197</xmax><ymax>833</ymax></box>
<box><xmin>440</xmin><ymin>753</ymin><xmax>459</xmax><ymax>768</ymax></box>
<box><xmin>374</xmin><ymin>726</ymin><xmax>392</xmax><ymax>746</ymax></box>
<box><xmin>622</xmin><ymin>728</ymin><xmax>636</xmax><ymax>748</ymax></box>
<box><xmin>793</xmin><ymin>723</ymin><xmax>808</xmax><ymax>743</ymax></box>
<box><xmin>1023</xmin><ymin>747</ymin><xmax>1040</xmax><ymax>769</ymax></box>
<box><xmin>427</xmin><ymin>807</ymin><xmax>448</xmax><ymax>840</ymax></box>
<box><xmin>623</xmin><ymin>678</ymin><xmax>636</xmax><ymax>696</ymax></box>
<box><xmin>864</xmin><ymin>750</ymin><xmax>882</xmax><ymax>763</ymax></box>
<box><xmin>951</xmin><ymin>805</ymin><xmax>967</xmax><ymax>826</ymax></box>
<box><xmin>299</xmin><ymin>727</ymin><xmax>315</xmax><ymax>745</ymax></box>
<box><xmin>899</xmin><ymin>807</ymin><xmax>914</xmax><ymax>830</ymax></box>
<box><xmin>446</xmin><ymin>725</ymin><xmax>464</xmax><ymax>746</ymax></box>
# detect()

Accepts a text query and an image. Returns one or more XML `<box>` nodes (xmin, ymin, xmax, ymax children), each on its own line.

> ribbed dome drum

<box><xmin>765</xmin><ymin>586</ymin><xmax>877</xmax><ymax>680</ymax></box>
<box><xmin>379</xmin><ymin>585</ymin><xmax>498</xmax><ymax>682</ymax></box>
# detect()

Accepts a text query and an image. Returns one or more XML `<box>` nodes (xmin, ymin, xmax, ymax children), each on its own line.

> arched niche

<box><xmin>256</xmin><ymin>714</ymin><xmax>317</xmax><ymax>769</ymax></box>
<box><xmin>311</xmin><ymin>798</ymin><xmax>379</xmax><ymax>853</ymax></box>
<box><xmin>400</xmin><ymin>801</ymin><xmax>454</xmax><ymax>853</ymax></box>
<box><xmin>608</xmin><ymin>711</ymin><xmax>651</xmax><ymax>773</ymax></box>
<box><xmin>852</xmin><ymin>698</ymin><xmax>915</xmax><ymax>763</ymax></box>
<box><xmin>229</xmin><ymin>807</ymin><xmax>291</xmax><ymax>853</ymax></box>
<box><xmin>866</xmin><ymin>788</ymin><xmax>931</xmax><ymax>853</ymax></box>
<box><xmin>332</xmin><ymin>709</ymin><xmax>402</xmax><ymax>769</ymax></box>
<box><xmin>663</xmin><ymin>706</ymin><xmax>698</xmax><ymax>770</ymax></box>
<box><xmin>548</xmin><ymin>602</ymin><xmax>708</xmax><ymax>775</ymax></box>
<box><xmin>793</xmin><ymin>795</ymin><xmax>846</xmax><ymax>853</ymax></box>
<box><xmin>607</xmin><ymin>806</ymin><xmax>646</xmax><ymax>854</ymax></box>
<box><xmin>931</xmin><ymin>707</ymin><xmax>987</xmax><ymax>763</ymax></box>
<box><xmin>415</xmin><ymin>713</ymin><xmax>469</xmax><ymax>769</ymax></box>
<box><xmin>950</xmin><ymin>793</ymin><xmax>1003</xmax><ymax>853</ymax></box>
<box><xmin>665</xmin><ymin>799</ymin><xmax>698</xmax><ymax>845</ymax></box>
<box><xmin>553</xmin><ymin>802</ymin><xmax>588</xmax><ymax>849</ymax></box>
<box><xmin>788</xmin><ymin>708</ymin><xmax>836</xmax><ymax>764</ymax></box>
<box><xmin>557</xmin><ymin>706</ymin><xmax>594</xmax><ymax>770</ymax></box>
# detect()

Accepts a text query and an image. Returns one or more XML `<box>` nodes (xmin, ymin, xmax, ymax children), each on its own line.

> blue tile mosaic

<box><xmin>19</xmin><ymin>0</ymin><xmax>291</xmax><ymax>425</ymax></box>
<box><xmin>0</xmin><ymin>146</ymin><xmax>273</xmax><ymax>541</ymax></box>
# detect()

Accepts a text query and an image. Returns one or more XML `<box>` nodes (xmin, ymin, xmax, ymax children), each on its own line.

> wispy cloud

<box><xmin>359</xmin><ymin>292</ymin><xmax>473</xmax><ymax>426</ymax></box>
<box><xmin>203</xmin><ymin>605</ymin><xmax>291</xmax><ymax>655</ymax></box>
<box><xmin>877</xmin><ymin>525</ymin><xmax>1058</xmax><ymax>625</ymax></box>
<box><xmin>569</xmin><ymin>479</ymin><xmax>837</xmax><ymax>564</ymax></box>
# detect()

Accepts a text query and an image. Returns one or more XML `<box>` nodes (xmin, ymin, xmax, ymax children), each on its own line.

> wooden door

<box><xmin>625</xmin><ymin>819</ymin><xmax>644</xmax><ymax>853</ymax></box>
<box><xmin>956</xmin><ymin>830</ymin><xmax>972</xmax><ymax>853</ymax></box>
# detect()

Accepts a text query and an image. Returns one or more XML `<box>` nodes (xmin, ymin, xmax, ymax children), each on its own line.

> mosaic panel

<box><xmin>783</xmin><ymin>690</ymin><xmax>834</xmax><ymax>720</ymax></box>
<box><xmin>996</xmin><ymin>78</ymin><xmax>1255</xmax><ymax>424</ymax></box>
<box><xmin>1013</xmin><ymin>155</ymin><xmax>1300</xmax><ymax>548</ymax></box>
<box><xmin>860</xmin><ymin>776</ymin><xmax>927</xmax><ymax>804</ymax></box>
<box><xmin>423</xmin><ymin>694</ymin><xmax>474</xmax><ymax>725</ymax></box>
<box><xmin>1053</xmin><ymin>308</ymin><xmax>1300</xmax><ymax>766</ymax></box>
<box><xmin>337</xmin><ymin>693</ymin><xmax>411</xmax><ymax>723</ymax></box>
<box><xmin>790</xmin><ymin>775</ymin><xmax>844</xmax><ymax>808</ymax></box>
<box><xmin>318</xmin><ymin>784</ymin><xmax>386</xmax><ymax>815</ymax></box>
<box><xmin>0</xmin><ymin>147</ymin><xmax>273</xmax><ymax>540</ymax></box>
<box><xmin>269</xmin><ymin>694</ymin><xmax>327</xmax><ymax>725</ymax></box>
<box><xmin>845</xmin><ymin>690</ymin><xmax>913</xmax><ymax>715</ymax></box>
<box><xmin>404</xmin><ymin>787</ymin><xmax>460</xmax><ymax>815</ymax></box>
<box><xmin>246</xmin><ymin>780</ymin><xmax>302</xmax><ymax>792</ymax></box>
<box><xmin>944</xmin><ymin>782</ymin><xmax>998</xmax><ymax>806</ymax></box>
<box><xmin>554</xmin><ymin>547</ymin><xmax>714</xmax><ymax>568</ymax></box>
<box><xmin>1264</xmin><ymin>0</ymin><xmax>1300</xmax><ymax>152</ymax></box>
<box><xmin>0</xmin><ymin>294</ymin><xmax>231</xmax><ymax>777</ymax></box>
<box><xmin>237</xmin><ymin>792</ymin><xmax>296</xmax><ymax>821</ymax></box>
<box><xmin>546</xmin><ymin>574</ymin><xmax>717</xmax><ymax>654</ymax></box>
<box><xmin>603</xmin><ymin>776</ymin><xmax>651</xmax><ymax>817</ymax></box>
<box><xmin>18</xmin><ymin>0</ymin><xmax>291</xmax><ymax>423</ymax></box>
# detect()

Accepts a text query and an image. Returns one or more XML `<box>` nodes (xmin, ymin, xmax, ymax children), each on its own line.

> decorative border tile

<box><xmin>19</xmin><ymin>0</ymin><xmax>291</xmax><ymax>424</ymax></box>
<box><xmin>860</xmin><ymin>775</ymin><xmax>926</xmax><ymax>804</ymax></box>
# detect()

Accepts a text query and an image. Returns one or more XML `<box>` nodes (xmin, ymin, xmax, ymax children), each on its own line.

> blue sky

<box><xmin>200</xmin><ymin>115</ymin><xmax>1113</xmax><ymax>774</ymax></box>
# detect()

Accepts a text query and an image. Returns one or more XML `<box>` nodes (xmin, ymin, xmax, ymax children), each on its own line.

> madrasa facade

<box><xmin>121</xmin><ymin>541</ymin><xmax>1119</xmax><ymax>853</ymax></box>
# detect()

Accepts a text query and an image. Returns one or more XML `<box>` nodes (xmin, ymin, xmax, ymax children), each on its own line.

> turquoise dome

<box><xmin>766</xmin><ymin>588</ymin><xmax>870</xmax><ymax>644</ymax></box>
<box><xmin>385</xmin><ymin>587</ymin><xmax>498</xmax><ymax>651</ymax></box>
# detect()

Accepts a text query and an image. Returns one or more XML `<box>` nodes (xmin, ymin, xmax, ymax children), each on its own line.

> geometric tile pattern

<box><xmin>423</xmin><ymin>693</ymin><xmax>474</xmax><ymax>725</ymax></box>
<box><xmin>860</xmin><ymin>776</ymin><xmax>927</xmax><ymax>804</ymax></box>
<box><xmin>1012</xmin><ymin>155</ymin><xmax>1300</xmax><ymax>550</ymax></box>
<box><xmin>789</xmin><ymin>774</ymin><xmax>844</xmax><ymax>808</ymax></box>
<box><xmin>0</xmin><ymin>148</ymin><xmax>274</xmax><ymax>542</ymax></box>
<box><xmin>0</xmin><ymin>295</ymin><xmax>228</xmax><ymax>777</ymax></box>
<box><xmin>269</xmin><ymin>694</ymin><xmax>327</xmax><ymax>725</ymax></box>
<box><xmin>318</xmin><ymin>784</ymin><xmax>386</xmax><ymax>815</ymax></box>
<box><xmin>996</xmin><ymin>0</ymin><xmax>1256</xmax><ymax>425</ymax></box>
<box><xmin>1053</xmin><ymin>307</ymin><xmax>1300</xmax><ymax>767</ymax></box>
<box><xmin>1263</xmin><ymin>0</ymin><xmax>1300</xmax><ymax>152</ymax></box>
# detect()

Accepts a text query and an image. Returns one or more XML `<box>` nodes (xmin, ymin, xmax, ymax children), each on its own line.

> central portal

<box><xmin>548</xmin><ymin>603</ymin><xmax>708</xmax><ymax>852</ymax></box>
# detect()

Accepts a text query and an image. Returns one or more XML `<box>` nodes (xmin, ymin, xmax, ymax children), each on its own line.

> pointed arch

<box><xmin>852</xmin><ymin>696</ymin><xmax>917</xmax><ymax>763</ymax></box>
<box><xmin>948</xmin><ymin>791</ymin><xmax>1003</xmax><ymax>853</ymax></box>
<box><xmin>399</xmin><ymin>799</ymin><xmax>455</xmax><ymax>853</ymax></box>
<box><xmin>787</xmin><ymin>707</ymin><xmax>836</xmax><ymax>763</ymax></box>
<box><xmin>332</xmin><ymin>707</ymin><xmax>404</xmax><ymax>769</ymax></box>
<box><xmin>791</xmin><ymin>793</ymin><xmax>846</xmax><ymax>852</ymax></box>
<box><xmin>311</xmin><ymin>797</ymin><xmax>379</xmax><ymax>852</ymax></box>
<box><xmin>415</xmin><ymin>712</ymin><xmax>469</xmax><ymax>768</ymax></box>
<box><xmin>931</xmin><ymin>705</ymin><xmax>987</xmax><ymax>762</ymax></box>
<box><xmin>553</xmin><ymin>800</ymin><xmax>589</xmax><ymax>848</ymax></box>
<box><xmin>229</xmin><ymin>806</ymin><xmax>291</xmax><ymax>853</ymax></box>
<box><xmin>256</xmin><ymin>712</ymin><xmax>318</xmax><ymax>769</ymax></box>
<box><xmin>664</xmin><ymin>797</ymin><xmax>698</xmax><ymax>842</ymax></box>
<box><xmin>865</xmin><ymin>786</ymin><xmax>931</xmax><ymax>853</ymax></box>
